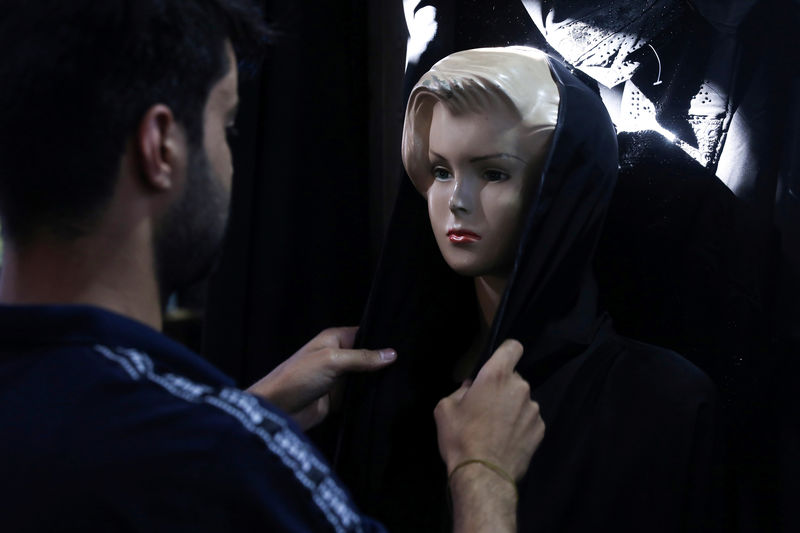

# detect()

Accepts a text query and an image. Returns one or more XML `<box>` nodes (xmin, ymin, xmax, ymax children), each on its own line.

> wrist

<box><xmin>449</xmin><ymin>460</ymin><xmax>517</xmax><ymax>532</ymax></box>
<box><xmin>449</xmin><ymin>459</ymin><xmax>517</xmax><ymax>504</ymax></box>
<box><xmin>246</xmin><ymin>373</ymin><xmax>282</xmax><ymax>406</ymax></box>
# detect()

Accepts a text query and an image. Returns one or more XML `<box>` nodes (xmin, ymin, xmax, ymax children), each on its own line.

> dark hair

<box><xmin>0</xmin><ymin>0</ymin><xmax>268</xmax><ymax>243</ymax></box>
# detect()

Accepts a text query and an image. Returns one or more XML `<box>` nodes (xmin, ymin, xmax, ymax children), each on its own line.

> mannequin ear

<box><xmin>135</xmin><ymin>104</ymin><xmax>185</xmax><ymax>191</ymax></box>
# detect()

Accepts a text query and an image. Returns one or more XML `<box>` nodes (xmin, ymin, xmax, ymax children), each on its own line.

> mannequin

<box><xmin>335</xmin><ymin>47</ymin><xmax>720</xmax><ymax>533</ymax></box>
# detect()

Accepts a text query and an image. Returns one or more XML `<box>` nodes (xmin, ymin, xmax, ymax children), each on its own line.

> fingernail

<box><xmin>380</xmin><ymin>349</ymin><xmax>397</xmax><ymax>362</ymax></box>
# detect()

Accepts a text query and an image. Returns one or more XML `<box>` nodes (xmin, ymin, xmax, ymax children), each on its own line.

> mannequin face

<box><xmin>425</xmin><ymin>100</ymin><xmax>549</xmax><ymax>278</ymax></box>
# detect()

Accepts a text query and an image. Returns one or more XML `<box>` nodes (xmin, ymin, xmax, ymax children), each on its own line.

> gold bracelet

<box><xmin>448</xmin><ymin>458</ymin><xmax>518</xmax><ymax>501</ymax></box>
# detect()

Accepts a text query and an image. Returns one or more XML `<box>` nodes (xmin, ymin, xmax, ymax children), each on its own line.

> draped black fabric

<box><xmin>595</xmin><ymin>130</ymin><xmax>779</xmax><ymax>530</ymax></box>
<box><xmin>203</xmin><ymin>2</ymin><xmax>374</xmax><ymax>385</ymax></box>
<box><xmin>334</xmin><ymin>58</ymin><xmax>720</xmax><ymax>532</ymax></box>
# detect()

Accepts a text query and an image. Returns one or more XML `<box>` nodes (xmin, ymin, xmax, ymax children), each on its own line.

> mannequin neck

<box><xmin>474</xmin><ymin>274</ymin><xmax>508</xmax><ymax>330</ymax></box>
<box><xmin>452</xmin><ymin>274</ymin><xmax>509</xmax><ymax>382</ymax></box>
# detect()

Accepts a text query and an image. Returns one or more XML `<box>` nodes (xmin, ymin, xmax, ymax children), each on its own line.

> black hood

<box><xmin>486</xmin><ymin>58</ymin><xmax>617</xmax><ymax>381</ymax></box>
<box><xmin>348</xmin><ymin>57</ymin><xmax>617</xmax><ymax>384</ymax></box>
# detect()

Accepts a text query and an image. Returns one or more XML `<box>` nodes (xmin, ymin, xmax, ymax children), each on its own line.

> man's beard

<box><xmin>154</xmin><ymin>145</ymin><xmax>230</xmax><ymax>301</ymax></box>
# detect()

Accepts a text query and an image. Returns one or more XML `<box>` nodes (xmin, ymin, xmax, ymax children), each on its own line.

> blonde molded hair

<box><xmin>401</xmin><ymin>46</ymin><xmax>561</xmax><ymax>192</ymax></box>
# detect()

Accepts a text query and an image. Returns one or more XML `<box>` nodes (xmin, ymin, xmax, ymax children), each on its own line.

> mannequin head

<box><xmin>402</xmin><ymin>47</ymin><xmax>560</xmax><ymax>278</ymax></box>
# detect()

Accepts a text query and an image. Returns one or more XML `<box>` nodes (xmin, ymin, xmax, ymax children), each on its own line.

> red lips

<box><xmin>447</xmin><ymin>229</ymin><xmax>481</xmax><ymax>243</ymax></box>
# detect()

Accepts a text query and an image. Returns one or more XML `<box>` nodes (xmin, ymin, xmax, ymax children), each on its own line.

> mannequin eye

<box><xmin>225</xmin><ymin>125</ymin><xmax>239</xmax><ymax>139</ymax></box>
<box><xmin>432</xmin><ymin>167</ymin><xmax>453</xmax><ymax>181</ymax></box>
<box><xmin>484</xmin><ymin>170</ymin><xmax>510</xmax><ymax>182</ymax></box>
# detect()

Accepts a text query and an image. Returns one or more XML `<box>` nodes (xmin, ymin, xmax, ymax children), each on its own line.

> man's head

<box><xmin>154</xmin><ymin>42</ymin><xmax>242</xmax><ymax>295</ymax></box>
<box><xmin>0</xmin><ymin>0</ymin><xmax>267</xmax><ymax>292</ymax></box>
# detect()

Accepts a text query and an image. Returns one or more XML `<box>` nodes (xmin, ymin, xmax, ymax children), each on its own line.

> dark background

<box><xmin>196</xmin><ymin>0</ymin><xmax>798</xmax><ymax>388</ymax></box>
<box><xmin>193</xmin><ymin>0</ymin><xmax>799</xmax><ymax>393</ymax></box>
<box><xmin>201</xmin><ymin>1</ymin><xmax>408</xmax><ymax>385</ymax></box>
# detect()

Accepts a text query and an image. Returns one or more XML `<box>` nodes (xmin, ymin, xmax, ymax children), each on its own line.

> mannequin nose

<box><xmin>449</xmin><ymin>179</ymin><xmax>473</xmax><ymax>214</ymax></box>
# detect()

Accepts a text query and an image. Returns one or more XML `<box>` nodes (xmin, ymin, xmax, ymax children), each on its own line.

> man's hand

<box><xmin>247</xmin><ymin>327</ymin><xmax>396</xmax><ymax>430</ymax></box>
<box><xmin>434</xmin><ymin>339</ymin><xmax>544</xmax><ymax>533</ymax></box>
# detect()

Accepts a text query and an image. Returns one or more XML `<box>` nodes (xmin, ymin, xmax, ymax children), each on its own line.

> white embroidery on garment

<box><xmin>93</xmin><ymin>344</ymin><xmax>363</xmax><ymax>533</ymax></box>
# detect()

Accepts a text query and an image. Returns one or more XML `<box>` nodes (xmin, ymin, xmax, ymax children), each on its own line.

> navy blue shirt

<box><xmin>0</xmin><ymin>304</ymin><xmax>385</xmax><ymax>532</ymax></box>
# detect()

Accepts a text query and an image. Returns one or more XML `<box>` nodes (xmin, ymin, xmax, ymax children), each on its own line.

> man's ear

<box><xmin>136</xmin><ymin>104</ymin><xmax>186</xmax><ymax>191</ymax></box>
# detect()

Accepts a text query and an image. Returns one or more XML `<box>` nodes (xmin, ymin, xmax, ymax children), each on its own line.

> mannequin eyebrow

<box><xmin>428</xmin><ymin>151</ymin><xmax>527</xmax><ymax>164</ymax></box>
<box><xmin>469</xmin><ymin>153</ymin><xmax>527</xmax><ymax>164</ymax></box>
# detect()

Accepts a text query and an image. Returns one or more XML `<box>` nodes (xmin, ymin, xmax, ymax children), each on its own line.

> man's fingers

<box><xmin>477</xmin><ymin>339</ymin><xmax>524</xmax><ymax>378</ymax></box>
<box><xmin>327</xmin><ymin>347</ymin><xmax>397</xmax><ymax>374</ymax></box>
<box><xmin>450</xmin><ymin>380</ymin><xmax>471</xmax><ymax>403</ymax></box>
<box><xmin>332</xmin><ymin>327</ymin><xmax>359</xmax><ymax>349</ymax></box>
<box><xmin>310</xmin><ymin>326</ymin><xmax>359</xmax><ymax>350</ymax></box>
<box><xmin>291</xmin><ymin>396</ymin><xmax>331</xmax><ymax>431</ymax></box>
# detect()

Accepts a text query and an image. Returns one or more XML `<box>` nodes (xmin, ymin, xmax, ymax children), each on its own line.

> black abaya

<box><xmin>334</xmin><ymin>58</ymin><xmax>721</xmax><ymax>533</ymax></box>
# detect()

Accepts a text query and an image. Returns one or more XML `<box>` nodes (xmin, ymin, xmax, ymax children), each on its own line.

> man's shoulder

<box><xmin>2</xmin><ymin>338</ymin><xmax>380</xmax><ymax>532</ymax></box>
<box><xmin>95</xmin><ymin>343</ymin><xmax>372</xmax><ymax>530</ymax></box>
